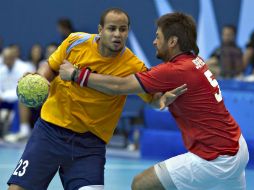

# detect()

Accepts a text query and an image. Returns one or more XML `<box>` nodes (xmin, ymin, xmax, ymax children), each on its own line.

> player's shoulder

<box><xmin>65</xmin><ymin>32</ymin><xmax>94</xmax><ymax>53</ymax></box>
<box><xmin>172</xmin><ymin>53</ymin><xmax>198</xmax><ymax>66</ymax></box>
<box><xmin>67</xmin><ymin>32</ymin><xmax>93</xmax><ymax>44</ymax></box>
<box><xmin>121</xmin><ymin>47</ymin><xmax>145</xmax><ymax>63</ymax></box>
<box><xmin>121</xmin><ymin>47</ymin><xmax>138</xmax><ymax>59</ymax></box>
<box><xmin>117</xmin><ymin>47</ymin><xmax>146</xmax><ymax>71</ymax></box>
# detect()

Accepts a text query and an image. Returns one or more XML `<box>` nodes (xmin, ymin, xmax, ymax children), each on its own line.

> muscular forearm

<box><xmin>88</xmin><ymin>73</ymin><xmax>126</xmax><ymax>95</ymax></box>
<box><xmin>37</xmin><ymin>61</ymin><xmax>57</xmax><ymax>82</ymax></box>
<box><xmin>87</xmin><ymin>74</ymin><xmax>143</xmax><ymax>95</ymax></box>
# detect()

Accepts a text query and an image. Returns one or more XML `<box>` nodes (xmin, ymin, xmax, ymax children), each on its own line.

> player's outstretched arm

<box><xmin>59</xmin><ymin>60</ymin><xmax>187</xmax><ymax>109</ymax></box>
<box><xmin>59</xmin><ymin>60</ymin><xmax>145</xmax><ymax>95</ymax></box>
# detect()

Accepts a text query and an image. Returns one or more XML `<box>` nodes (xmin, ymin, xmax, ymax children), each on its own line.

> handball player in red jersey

<box><xmin>60</xmin><ymin>12</ymin><xmax>249</xmax><ymax>190</ymax></box>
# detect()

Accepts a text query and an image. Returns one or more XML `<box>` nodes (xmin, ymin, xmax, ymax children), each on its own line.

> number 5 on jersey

<box><xmin>204</xmin><ymin>70</ymin><xmax>222</xmax><ymax>102</ymax></box>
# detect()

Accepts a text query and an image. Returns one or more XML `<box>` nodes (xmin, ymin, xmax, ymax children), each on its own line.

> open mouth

<box><xmin>112</xmin><ymin>40</ymin><xmax>121</xmax><ymax>46</ymax></box>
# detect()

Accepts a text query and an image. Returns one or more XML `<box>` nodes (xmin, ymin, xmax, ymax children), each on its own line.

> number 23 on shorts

<box><xmin>13</xmin><ymin>159</ymin><xmax>29</xmax><ymax>177</ymax></box>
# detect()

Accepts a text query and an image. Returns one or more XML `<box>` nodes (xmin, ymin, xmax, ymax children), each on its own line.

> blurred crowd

<box><xmin>0</xmin><ymin>19</ymin><xmax>73</xmax><ymax>143</ymax></box>
<box><xmin>206</xmin><ymin>25</ymin><xmax>254</xmax><ymax>80</ymax></box>
<box><xmin>1</xmin><ymin>19</ymin><xmax>254</xmax><ymax>147</ymax></box>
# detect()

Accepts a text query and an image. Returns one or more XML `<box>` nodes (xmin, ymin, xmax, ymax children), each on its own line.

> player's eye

<box><xmin>108</xmin><ymin>27</ymin><xmax>115</xmax><ymax>31</ymax></box>
<box><xmin>119</xmin><ymin>28</ymin><xmax>127</xmax><ymax>32</ymax></box>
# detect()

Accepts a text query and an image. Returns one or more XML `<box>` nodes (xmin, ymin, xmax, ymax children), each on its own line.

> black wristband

<box><xmin>74</xmin><ymin>69</ymin><xmax>80</xmax><ymax>83</ymax></box>
<box><xmin>71</xmin><ymin>68</ymin><xmax>78</xmax><ymax>82</ymax></box>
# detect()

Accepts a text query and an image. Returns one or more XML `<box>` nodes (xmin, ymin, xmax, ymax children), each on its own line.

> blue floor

<box><xmin>0</xmin><ymin>146</ymin><xmax>254</xmax><ymax>190</ymax></box>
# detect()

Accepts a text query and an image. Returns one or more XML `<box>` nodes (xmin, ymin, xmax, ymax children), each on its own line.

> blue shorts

<box><xmin>8</xmin><ymin>118</ymin><xmax>106</xmax><ymax>190</ymax></box>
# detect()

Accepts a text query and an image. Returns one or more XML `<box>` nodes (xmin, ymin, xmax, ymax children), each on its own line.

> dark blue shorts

<box><xmin>8</xmin><ymin>118</ymin><xmax>106</xmax><ymax>190</ymax></box>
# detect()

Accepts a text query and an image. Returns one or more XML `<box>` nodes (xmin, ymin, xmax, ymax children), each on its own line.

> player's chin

<box><xmin>156</xmin><ymin>52</ymin><xmax>161</xmax><ymax>59</ymax></box>
<box><xmin>111</xmin><ymin>46</ymin><xmax>123</xmax><ymax>52</ymax></box>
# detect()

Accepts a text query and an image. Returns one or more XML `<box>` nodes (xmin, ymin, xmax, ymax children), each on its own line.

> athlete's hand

<box><xmin>159</xmin><ymin>84</ymin><xmax>187</xmax><ymax>110</ymax></box>
<box><xmin>59</xmin><ymin>60</ymin><xmax>75</xmax><ymax>81</ymax></box>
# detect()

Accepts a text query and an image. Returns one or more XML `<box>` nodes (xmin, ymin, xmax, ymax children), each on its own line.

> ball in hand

<box><xmin>17</xmin><ymin>74</ymin><xmax>49</xmax><ymax>108</ymax></box>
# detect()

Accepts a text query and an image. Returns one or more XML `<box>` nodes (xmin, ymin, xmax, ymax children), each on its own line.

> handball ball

<box><xmin>17</xmin><ymin>74</ymin><xmax>49</xmax><ymax>108</ymax></box>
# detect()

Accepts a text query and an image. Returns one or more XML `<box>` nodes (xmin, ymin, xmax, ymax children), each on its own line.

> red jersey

<box><xmin>135</xmin><ymin>53</ymin><xmax>241</xmax><ymax>161</ymax></box>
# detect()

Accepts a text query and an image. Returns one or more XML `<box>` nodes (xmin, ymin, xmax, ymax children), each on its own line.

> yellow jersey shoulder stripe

<box><xmin>66</xmin><ymin>33</ymin><xmax>91</xmax><ymax>54</ymax></box>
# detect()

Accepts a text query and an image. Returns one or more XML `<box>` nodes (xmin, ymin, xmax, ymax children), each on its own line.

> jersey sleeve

<box><xmin>135</xmin><ymin>62</ymin><xmax>183</xmax><ymax>94</ymax></box>
<box><xmin>48</xmin><ymin>32</ymin><xmax>89</xmax><ymax>71</ymax></box>
<box><xmin>123</xmin><ymin>51</ymin><xmax>153</xmax><ymax>103</ymax></box>
<box><xmin>136</xmin><ymin>64</ymin><xmax>153</xmax><ymax>103</ymax></box>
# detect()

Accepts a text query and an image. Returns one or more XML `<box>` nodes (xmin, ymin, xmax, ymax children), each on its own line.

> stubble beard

<box><xmin>156</xmin><ymin>51</ymin><xmax>167</xmax><ymax>62</ymax></box>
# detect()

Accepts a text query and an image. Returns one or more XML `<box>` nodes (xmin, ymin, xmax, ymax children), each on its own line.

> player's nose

<box><xmin>153</xmin><ymin>39</ymin><xmax>157</xmax><ymax>46</ymax></box>
<box><xmin>113</xmin><ymin>29</ymin><xmax>121</xmax><ymax>37</ymax></box>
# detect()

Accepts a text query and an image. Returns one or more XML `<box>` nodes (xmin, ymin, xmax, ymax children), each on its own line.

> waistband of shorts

<box><xmin>37</xmin><ymin>117</ymin><xmax>106</xmax><ymax>144</ymax></box>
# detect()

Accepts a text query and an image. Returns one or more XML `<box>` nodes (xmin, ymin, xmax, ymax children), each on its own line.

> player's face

<box><xmin>99</xmin><ymin>12</ymin><xmax>129</xmax><ymax>56</ymax></box>
<box><xmin>153</xmin><ymin>28</ymin><xmax>169</xmax><ymax>61</ymax></box>
<box><xmin>222</xmin><ymin>27</ymin><xmax>235</xmax><ymax>44</ymax></box>
<box><xmin>3</xmin><ymin>48</ymin><xmax>16</xmax><ymax>67</ymax></box>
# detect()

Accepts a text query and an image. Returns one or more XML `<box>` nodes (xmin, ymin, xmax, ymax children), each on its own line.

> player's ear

<box><xmin>98</xmin><ymin>24</ymin><xmax>102</xmax><ymax>35</ymax></box>
<box><xmin>168</xmin><ymin>36</ymin><xmax>178</xmax><ymax>48</ymax></box>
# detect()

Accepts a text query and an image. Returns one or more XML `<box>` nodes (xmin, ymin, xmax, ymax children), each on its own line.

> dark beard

<box><xmin>156</xmin><ymin>52</ymin><xmax>168</xmax><ymax>62</ymax></box>
<box><xmin>156</xmin><ymin>54</ymin><xmax>162</xmax><ymax>59</ymax></box>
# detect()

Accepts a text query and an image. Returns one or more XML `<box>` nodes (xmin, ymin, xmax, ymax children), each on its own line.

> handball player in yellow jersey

<box><xmin>8</xmin><ymin>8</ymin><xmax>186</xmax><ymax>190</ymax></box>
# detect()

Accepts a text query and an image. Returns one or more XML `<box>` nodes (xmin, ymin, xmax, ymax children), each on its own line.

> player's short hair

<box><xmin>156</xmin><ymin>12</ymin><xmax>199</xmax><ymax>55</ymax></box>
<box><xmin>100</xmin><ymin>8</ymin><xmax>130</xmax><ymax>28</ymax></box>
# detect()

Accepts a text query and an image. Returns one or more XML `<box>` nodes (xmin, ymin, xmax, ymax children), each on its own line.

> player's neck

<box><xmin>167</xmin><ymin>47</ymin><xmax>183</xmax><ymax>61</ymax></box>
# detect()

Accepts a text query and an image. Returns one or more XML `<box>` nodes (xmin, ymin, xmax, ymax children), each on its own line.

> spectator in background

<box><xmin>206</xmin><ymin>25</ymin><xmax>243</xmax><ymax>78</ymax></box>
<box><xmin>0</xmin><ymin>47</ymin><xmax>35</xmax><ymax>142</ymax></box>
<box><xmin>57</xmin><ymin>18</ymin><xmax>75</xmax><ymax>41</ymax></box>
<box><xmin>9</xmin><ymin>44</ymin><xmax>35</xmax><ymax>70</ymax></box>
<box><xmin>9</xmin><ymin>44</ymin><xmax>23</xmax><ymax>63</ymax></box>
<box><xmin>28</xmin><ymin>44</ymin><xmax>43</xmax><ymax>70</ymax></box>
<box><xmin>243</xmin><ymin>31</ymin><xmax>254</xmax><ymax>80</ymax></box>
<box><xmin>44</xmin><ymin>43</ymin><xmax>58</xmax><ymax>59</ymax></box>
<box><xmin>0</xmin><ymin>48</ymin><xmax>19</xmax><ymax>138</ymax></box>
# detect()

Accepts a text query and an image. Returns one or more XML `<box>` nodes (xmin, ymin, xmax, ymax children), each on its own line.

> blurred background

<box><xmin>0</xmin><ymin>0</ymin><xmax>254</xmax><ymax>189</ymax></box>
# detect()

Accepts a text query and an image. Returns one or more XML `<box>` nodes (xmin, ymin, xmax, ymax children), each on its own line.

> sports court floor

<box><xmin>0</xmin><ymin>144</ymin><xmax>254</xmax><ymax>190</ymax></box>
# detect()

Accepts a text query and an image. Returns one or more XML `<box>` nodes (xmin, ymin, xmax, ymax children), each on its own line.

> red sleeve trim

<box><xmin>134</xmin><ymin>74</ymin><xmax>149</xmax><ymax>93</ymax></box>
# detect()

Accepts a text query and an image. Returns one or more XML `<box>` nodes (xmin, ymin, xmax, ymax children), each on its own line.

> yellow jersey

<box><xmin>41</xmin><ymin>32</ymin><xmax>151</xmax><ymax>143</ymax></box>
